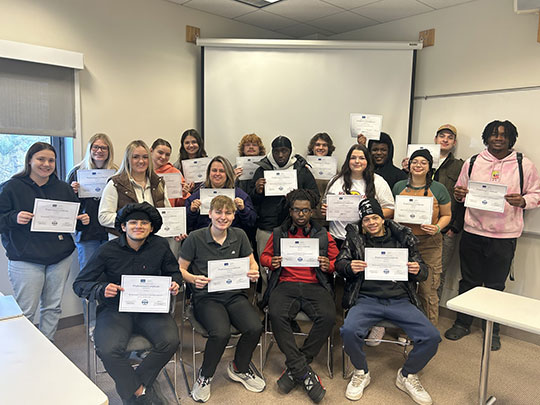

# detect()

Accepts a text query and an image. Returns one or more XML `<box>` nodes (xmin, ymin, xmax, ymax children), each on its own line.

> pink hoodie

<box><xmin>456</xmin><ymin>149</ymin><xmax>540</xmax><ymax>238</ymax></box>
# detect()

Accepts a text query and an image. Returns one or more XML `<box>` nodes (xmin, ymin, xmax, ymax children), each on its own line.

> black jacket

<box><xmin>368</xmin><ymin>134</ymin><xmax>407</xmax><ymax>190</ymax></box>
<box><xmin>73</xmin><ymin>233</ymin><xmax>182</xmax><ymax>308</ymax></box>
<box><xmin>0</xmin><ymin>174</ymin><xmax>80</xmax><ymax>265</ymax></box>
<box><xmin>433</xmin><ymin>152</ymin><xmax>465</xmax><ymax>233</ymax></box>
<box><xmin>336</xmin><ymin>220</ymin><xmax>427</xmax><ymax>311</ymax></box>
<box><xmin>249</xmin><ymin>155</ymin><xmax>319</xmax><ymax>231</ymax></box>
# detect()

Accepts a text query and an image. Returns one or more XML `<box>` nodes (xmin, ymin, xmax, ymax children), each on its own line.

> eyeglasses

<box><xmin>291</xmin><ymin>208</ymin><xmax>311</xmax><ymax>215</ymax></box>
<box><xmin>91</xmin><ymin>145</ymin><xmax>109</xmax><ymax>152</ymax></box>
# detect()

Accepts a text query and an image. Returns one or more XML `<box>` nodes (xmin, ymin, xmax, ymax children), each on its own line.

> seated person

<box><xmin>260</xmin><ymin>189</ymin><xmax>338</xmax><ymax>404</ymax></box>
<box><xmin>337</xmin><ymin>198</ymin><xmax>441</xmax><ymax>405</ymax></box>
<box><xmin>179</xmin><ymin>195</ymin><xmax>265</xmax><ymax>403</ymax></box>
<box><xmin>73</xmin><ymin>202</ymin><xmax>181</xmax><ymax>405</ymax></box>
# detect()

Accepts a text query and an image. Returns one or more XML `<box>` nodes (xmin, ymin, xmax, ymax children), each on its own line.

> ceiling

<box><xmin>168</xmin><ymin>0</ymin><xmax>476</xmax><ymax>38</ymax></box>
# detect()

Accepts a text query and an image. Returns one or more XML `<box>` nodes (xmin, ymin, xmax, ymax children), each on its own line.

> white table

<box><xmin>447</xmin><ymin>287</ymin><xmax>540</xmax><ymax>405</ymax></box>
<box><xmin>0</xmin><ymin>314</ymin><xmax>108</xmax><ymax>405</ymax></box>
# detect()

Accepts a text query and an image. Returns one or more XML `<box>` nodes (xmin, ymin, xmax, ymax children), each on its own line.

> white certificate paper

<box><xmin>264</xmin><ymin>170</ymin><xmax>298</xmax><ymax>196</ymax></box>
<box><xmin>159</xmin><ymin>172</ymin><xmax>183</xmax><ymax>199</ymax></box>
<box><xmin>156</xmin><ymin>207</ymin><xmax>186</xmax><ymax>237</ymax></box>
<box><xmin>281</xmin><ymin>238</ymin><xmax>319</xmax><ymax>267</ymax></box>
<box><xmin>407</xmin><ymin>144</ymin><xmax>441</xmax><ymax>168</ymax></box>
<box><xmin>365</xmin><ymin>248</ymin><xmax>408</xmax><ymax>281</ymax></box>
<box><xmin>207</xmin><ymin>257</ymin><xmax>250</xmax><ymax>293</ymax></box>
<box><xmin>306</xmin><ymin>156</ymin><xmax>338</xmax><ymax>180</ymax></box>
<box><xmin>200</xmin><ymin>189</ymin><xmax>236</xmax><ymax>215</ymax></box>
<box><xmin>31</xmin><ymin>198</ymin><xmax>80</xmax><ymax>233</ymax></box>
<box><xmin>394</xmin><ymin>195</ymin><xmax>434</xmax><ymax>225</ymax></box>
<box><xmin>326</xmin><ymin>194</ymin><xmax>362</xmax><ymax>222</ymax></box>
<box><xmin>236</xmin><ymin>156</ymin><xmax>263</xmax><ymax>181</ymax></box>
<box><xmin>465</xmin><ymin>181</ymin><xmax>507</xmax><ymax>213</ymax></box>
<box><xmin>350</xmin><ymin>113</ymin><xmax>383</xmax><ymax>141</ymax></box>
<box><xmin>119</xmin><ymin>275</ymin><xmax>171</xmax><ymax>313</ymax></box>
<box><xmin>182</xmin><ymin>157</ymin><xmax>211</xmax><ymax>183</ymax></box>
<box><xmin>77</xmin><ymin>169</ymin><xmax>116</xmax><ymax>198</ymax></box>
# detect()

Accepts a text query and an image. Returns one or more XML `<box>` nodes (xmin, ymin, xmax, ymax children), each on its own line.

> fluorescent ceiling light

<box><xmin>234</xmin><ymin>0</ymin><xmax>283</xmax><ymax>8</ymax></box>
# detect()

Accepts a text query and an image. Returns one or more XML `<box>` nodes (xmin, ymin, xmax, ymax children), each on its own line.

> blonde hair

<box><xmin>204</xmin><ymin>156</ymin><xmax>236</xmax><ymax>189</ymax></box>
<box><xmin>79</xmin><ymin>133</ymin><xmax>117</xmax><ymax>170</ymax></box>
<box><xmin>117</xmin><ymin>140</ymin><xmax>154</xmax><ymax>179</ymax></box>
<box><xmin>209</xmin><ymin>195</ymin><xmax>236</xmax><ymax>213</ymax></box>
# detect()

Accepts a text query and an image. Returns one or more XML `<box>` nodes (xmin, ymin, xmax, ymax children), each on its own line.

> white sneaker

<box><xmin>227</xmin><ymin>361</ymin><xmax>266</xmax><ymax>393</ymax></box>
<box><xmin>345</xmin><ymin>369</ymin><xmax>371</xmax><ymax>400</ymax></box>
<box><xmin>395</xmin><ymin>368</ymin><xmax>433</xmax><ymax>405</ymax></box>
<box><xmin>191</xmin><ymin>369</ymin><xmax>212</xmax><ymax>403</ymax></box>
<box><xmin>365</xmin><ymin>326</ymin><xmax>385</xmax><ymax>347</ymax></box>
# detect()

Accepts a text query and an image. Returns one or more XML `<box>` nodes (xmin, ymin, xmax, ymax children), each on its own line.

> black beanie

<box><xmin>115</xmin><ymin>202</ymin><xmax>163</xmax><ymax>233</ymax></box>
<box><xmin>271</xmin><ymin>136</ymin><xmax>292</xmax><ymax>150</ymax></box>
<box><xmin>358</xmin><ymin>198</ymin><xmax>384</xmax><ymax>221</ymax></box>
<box><xmin>409</xmin><ymin>149</ymin><xmax>433</xmax><ymax>170</ymax></box>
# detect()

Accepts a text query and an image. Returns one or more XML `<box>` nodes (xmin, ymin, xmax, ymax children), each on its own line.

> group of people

<box><xmin>1</xmin><ymin>120</ymin><xmax>539</xmax><ymax>405</ymax></box>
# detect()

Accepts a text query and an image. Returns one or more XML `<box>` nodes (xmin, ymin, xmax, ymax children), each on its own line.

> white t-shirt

<box><xmin>325</xmin><ymin>173</ymin><xmax>394</xmax><ymax>240</ymax></box>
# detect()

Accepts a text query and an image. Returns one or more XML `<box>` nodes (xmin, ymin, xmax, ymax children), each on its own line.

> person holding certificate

<box><xmin>0</xmin><ymin>142</ymin><xmax>89</xmax><ymax>341</ymax></box>
<box><xmin>185</xmin><ymin>156</ymin><xmax>256</xmax><ymax>234</ymax></box>
<box><xmin>259</xmin><ymin>189</ymin><xmax>338</xmax><ymax>404</ymax></box>
<box><xmin>392</xmin><ymin>149</ymin><xmax>451</xmax><ymax>326</ymax></box>
<box><xmin>179</xmin><ymin>195</ymin><xmax>265</xmax><ymax>402</ymax></box>
<box><xmin>444</xmin><ymin>120</ymin><xmax>540</xmax><ymax>351</ymax></box>
<box><xmin>234</xmin><ymin>133</ymin><xmax>267</xmax><ymax>193</ymax></box>
<box><xmin>172</xmin><ymin>129</ymin><xmax>208</xmax><ymax>193</ymax></box>
<box><xmin>337</xmin><ymin>198</ymin><xmax>440</xmax><ymax>405</ymax></box>
<box><xmin>73</xmin><ymin>202</ymin><xmax>181</xmax><ymax>404</ymax></box>
<box><xmin>151</xmin><ymin>138</ymin><xmax>191</xmax><ymax>207</ymax></box>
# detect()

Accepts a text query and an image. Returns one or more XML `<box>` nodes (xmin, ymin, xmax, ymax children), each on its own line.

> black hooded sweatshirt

<box><xmin>368</xmin><ymin>132</ymin><xmax>407</xmax><ymax>189</ymax></box>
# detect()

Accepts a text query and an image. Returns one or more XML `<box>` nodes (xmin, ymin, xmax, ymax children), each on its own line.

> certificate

<box><xmin>394</xmin><ymin>195</ymin><xmax>434</xmax><ymax>225</ymax></box>
<box><xmin>365</xmin><ymin>248</ymin><xmax>409</xmax><ymax>281</ymax></box>
<box><xmin>30</xmin><ymin>198</ymin><xmax>80</xmax><ymax>233</ymax></box>
<box><xmin>264</xmin><ymin>170</ymin><xmax>298</xmax><ymax>196</ymax></box>
<box><xmin>280</xmin><ymin>238</ymin><xmax>319</xmax><ymax>267</ymax></box>
<box><xmin>407</xmin><ymin>144</ymin><xmax>441</xmax><ymax>168</ymax></box>
<box><xmin>465</xmin><ymin>181</ymin><xmax>507</xmax><ymax>213</ymax></box>
<box><xmin>119</xmin><ymin>275</ymin><xmax>171</xmax><ymax>313</ymax></box>
<box><xmin>207</xmin><ymin>257</ymin><xmax>250</xmax><ymax>293</ymax></box>
<box><xmin>155</xmin><ymin>207</ymin><xmax>186</xmax><ymax>237</ymax></box>
<box><xmin>200</xmin><ymin>188</ymin><xmax>236</xmax><ymax>215</ymax></box>
<box><xmin>236</xmin><ymin>156</ymin><xmax>263</xmax><ymax>180</ymax></box>
<box><xmin>350</xmin><ymin>113</ymin><xmax>383</xmax><ymax>141</ymax></box>
<box><xmin>326</xmin><ymin>194</ymin><xmax>362</xmax><ymax>222</ymax></box>
<box><xmin>77</xmin><ymin>169</ymin><xmax>116</xmax><ymax>198</ymax></box>
<box><xmin>182</xmin><ymin>157</ymin><xmax>211</xmax><ymax>183</ymax></box>
<box><xmin>306</xmin><ymin>156</ymin><xmax>337</xmax><ymax>180</ymax></box>
<box><xmin>159</xmin><ymin>172</ymin><xmax>183</xmax><ymax>199</ymax></box>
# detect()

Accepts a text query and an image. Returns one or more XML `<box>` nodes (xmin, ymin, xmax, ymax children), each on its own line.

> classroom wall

<box><xmin>0</xmin><ymin>0</ymin><xmax>283</xmax><ymax>317</ymax></box>
<box><xmin>332</xmin><ymin>0</ymin><xmax>540</xmax><ymax>304</ymax></box>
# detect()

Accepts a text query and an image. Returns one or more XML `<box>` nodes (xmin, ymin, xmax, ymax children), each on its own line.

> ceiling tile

<box><xmin>320</xmin><ymin>0</ymin><xmax>381</xmax><ymax>10</ymax></box>
<box><xmin>417</xmin><ymin>0</ymin><xmax>475</xmax><ymax>9</ymax></box>
<box><xmin>234</xmin><ymin>9</ymin><xmax>298</xmax><ymax>30</ymax></box>
<box><xmin>182</xmin><ymin>0</ymin><xmax>255</xmax><ymax>19</ymax></box>
<box><xmin>264</xmin><ymin>0</ymin><xmax>343</xmax><ymax>22</ymax></box>
<box><xmin>276</xmin><ymin>22</ymin><xmax>330</xmax><ymax>38</ymax></box>
<box><xmin>352</xmin><ymin>0</ymin><xmax>433</xmax><ymax>23</ymax></box>
<box><xmin>310</xmin><ymin>10</ymin><xmax>377</xmax><ymax>33</ymax></box>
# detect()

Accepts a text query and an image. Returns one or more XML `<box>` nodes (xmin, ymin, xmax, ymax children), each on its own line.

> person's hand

<box><xmin>319</xmin><ymin>256</ymin><xmax>330</xmax><ymax>272</ymax></box>
<box><xmin>104</xmin><ymin>283</ymin><xmax>124</xmax><ymax>298</ymax></box>
<box><xmin>420</xmin><ymin>224</ymin><xmax>439</xmax><ymax>235</ymax></box>
<box><xmin>71</xmin><ymin>181</ymin><xmax>80</xmax><ymax>194</ymax></box>
<box><xmin>174</xmin><ymin>234</ymin><xmax>188</xmax><ymax>242</ymax></box>
<box><xmin>407</xmin><ymin>262</ymin><xmax>420</xmax><ymax>275</ymax></box>
<box><xmin>255</xmin><ymin>178</ymin><xmax>266</xmax><ymax>194</ymax></box>
<box><xmin>350</xmin><ymin>260</ymin><xmax>367</xmax><ymax>274</ymax></box>
<box><xmin>185</xmin><ymin>182</ymin><xmax>195</xmax><ymax>194</ymax></box>
<box><xmin>17</xmin><ymin>211</ymin><xmax>34</xmax><ymax>225</ymax></box>
<box><xmin>234</xmin><ymin>197</ymin><xmax>245</xmax><ymax>211</ymax></box>
<box><xmin>190</xmin><ymin>199</ymin><xmax>201</xmax><ymax>212</ymax></box>
<box><xmin>234</xmin><ymin>167</ymin><xmax>243</xmax><ymax>180</ymax></box>
<box><xmin>454</xmin><ymin>186</ymin><xmax>468</xmax><ymax>201</ymax></box>
<box><xmin>320</xmin><ymin>203</ymin><xmax>327</xmax><ymax>216</ymax></box>
<box><xmin>77</xmin><ymin>214</ymin><xmax>90</xmax><ymax>225</ymax></box>
<box><xmin>192</xmin><ymin>275</ymin><xmax>211</xmax><ymax>289</ymax></box>
<box><xmin>446</xmin><ymin>229</ymin><xmax>455</xmax><ymax>237</ymax></box>
<box><xmin>169</xmin><ymin>281</ymin><xmax>180</xmax><ymax>296</ymax></box>
<box><xmin>271</xmin><ymin>256</ymin><xmax>282</xmax><ymax>269</ymax></box>
<box><xmin>247</xmin><ymin>268</ymin><xmax>259</xmax><ymax>282</ymax></box>
<box><xmin>505</xmin><ymin>193</ymin><xmax>526</xmax><ymax>208</ymax></box>
<box><xmin>357</xmin><ymin>134</ymin><xmax>367</xmax><ymax>146</ymax></box>
<box><xmin>401</xmin><ymin>157</ymin><xmax>410</xmax><ymax>172</ymax></box>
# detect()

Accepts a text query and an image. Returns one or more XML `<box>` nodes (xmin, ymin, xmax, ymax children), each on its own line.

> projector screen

<box><xmin>203</xmin><ymin>42</ymin><xmax>416</xmax><ymax>169</ymax></box>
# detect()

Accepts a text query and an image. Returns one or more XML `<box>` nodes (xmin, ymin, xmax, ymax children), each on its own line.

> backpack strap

<box><xmin>468</xmin><ymin>154</ymin><xmax>478</xmax><ymax>178</ymax></box>
<box><xmin>517</xmin><ymin>152</ymin><xmax>524</xmax><ymax>195</ymax></box>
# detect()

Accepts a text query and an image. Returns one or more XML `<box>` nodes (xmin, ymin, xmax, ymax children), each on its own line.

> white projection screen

<box><xmin>202</xmin><ymin>41</ymin><xmax>418</xmax><ymax>168</ymax></box>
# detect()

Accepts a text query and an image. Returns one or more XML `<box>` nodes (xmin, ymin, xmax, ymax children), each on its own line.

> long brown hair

<box><xmin>327</xmin><ymin>144</ymin><xmax>375</xmax><ymax>197</ymax></box>
<box><xmin>13</xmin><ymin>142</ymin><xmax>57</xmax><ymax>178</ymax></box>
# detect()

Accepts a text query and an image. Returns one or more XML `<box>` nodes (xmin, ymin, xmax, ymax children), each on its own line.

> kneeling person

<box><xmin>260</xmin><ymin>189</ymin><xmax>338</xmax><ymax>403</ymax></box>
<box><xmin>337</xmin><ymin>198</ymin><xmax>441</xmax><ymax>405</ymax></box>
<box><xmin>73</xmin><ymin>202</ymin><xmax>181</xmax><ymax>405</ymax></box>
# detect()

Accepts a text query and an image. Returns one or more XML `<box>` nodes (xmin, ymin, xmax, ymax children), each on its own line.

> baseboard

<box><xmin>58</xmin><ymin>313</ymin><xmax>83</xmax><ymax>330</ymax></box>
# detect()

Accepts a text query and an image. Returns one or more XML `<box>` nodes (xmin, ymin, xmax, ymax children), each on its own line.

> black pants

<box><xmin>194</xmin><ymin>292</ymin><xmax>262</xmax><ymax>377</ymax></box>
<box><xmin>455</xmin><ymin>231</ymin><xmax>517</xmax><ymax>334</ymax></box>
<box><xmin>94</xmin><ymin>307</ymin><xmax>180</xmax><ymax>400</ymax></box>
<box><xmin>268</xmin><ymin>282</ymin><xmax>336</xmax><ymax>379</ymax></box>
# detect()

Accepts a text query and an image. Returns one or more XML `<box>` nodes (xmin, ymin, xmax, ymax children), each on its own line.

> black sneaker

<box><xmin>491</xmin><ymin>334</ymin><xmax>501</xmax><ymax>351</ymax></box>
<box><xmin>300</xmin><ymin>368</ymin><xmax>326</xmax><ymax>403</ymax></box>
<box><xmin>277</xmin><ymin>368</ymin><xmax>297</xmax><ymax>394</ymax></box>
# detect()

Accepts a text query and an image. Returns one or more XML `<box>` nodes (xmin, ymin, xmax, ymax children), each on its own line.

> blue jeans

<box><xmin>8</xmin><ymin>255</ymin><xmax>73</xmax><ymax>340</ymax></box>
<box><xmin>340</xmin><ymin>295</ymin><xmax>441</xmax><ymax>375</ymax></box>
